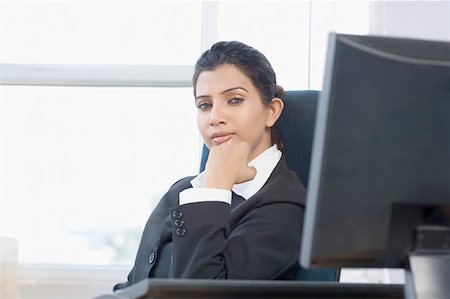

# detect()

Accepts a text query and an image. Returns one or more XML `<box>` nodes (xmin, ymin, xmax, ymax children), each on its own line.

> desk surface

<box><xmin>95</xmin><ymin>279</ymin><xmax>405</xmax><ymax>299</ymax></box>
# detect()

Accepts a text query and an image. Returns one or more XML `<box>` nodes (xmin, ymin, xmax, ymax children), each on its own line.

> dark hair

<box><xmin>193</xmin><ymin>41</ymin><xmax>284</xmax><ymax>150</ymax></box>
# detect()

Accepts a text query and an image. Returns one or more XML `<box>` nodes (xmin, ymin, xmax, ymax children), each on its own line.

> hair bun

<box><xmin>274</xmin><ymin>85</ymin><xmax>285</xmax><ymax>99</ymax></box>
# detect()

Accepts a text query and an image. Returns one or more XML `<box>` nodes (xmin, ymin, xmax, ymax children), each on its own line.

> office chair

<box><xmin>94</xmin><ymin>92</ymin><xmax>408</xmax><ymax>299</ymax></box>
<box><xmin>199</xmin><ymin>90</ymin><xmax>339</xmax><ymax>281</ymax></box>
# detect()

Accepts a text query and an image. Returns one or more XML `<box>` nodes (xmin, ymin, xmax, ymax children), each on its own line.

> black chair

<box><xmin>199</xmin><ymin>90</ymin><xmax>338</xmax><ymax>281</ymax></box>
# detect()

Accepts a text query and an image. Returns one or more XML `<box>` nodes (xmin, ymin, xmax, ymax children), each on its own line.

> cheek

<box><xmin>243</xmin><ymin>108</ymin><xmax>267</xmax><ymax>127</ymax></box>
<box><xmin>197</xmin><ymin>114</ymin><xmax>205</xmax><ymax>132</ymax></box>
<box><xmin>238</xmin><ymin>111</ymin><xmax>267</xmax><ymax>138</ymax></box>
<box><xmin>197</xmin><ymin>114</ymin><xmax>210</xmax><ymax>142</ymax></box>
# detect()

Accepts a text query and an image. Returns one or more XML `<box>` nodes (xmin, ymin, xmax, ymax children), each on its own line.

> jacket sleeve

<box><xmin>113</xmin><ymin>176</ymin><xmax>195</xmax><ymax>291</ymax></box>
<box><xmin>169</xmin><ymin>199</ymin><xmax>304</xmax><ymax>279</ymax></box>
<box><xmin>113</xmin><ymin>269</ymin><xmax>132</xmax><ymax>292</ymax></box>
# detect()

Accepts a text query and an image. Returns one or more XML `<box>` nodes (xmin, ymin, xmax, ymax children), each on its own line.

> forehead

<box><xmin>195</xmin><ymin>64</ymin><xmax>257</xmax><ymax>95</ymax></box>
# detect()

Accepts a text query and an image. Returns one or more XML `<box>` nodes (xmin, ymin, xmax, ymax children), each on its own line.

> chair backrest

<box><xmin>199</xmin><ymin>90</ymin><xmax>339</xmax><ymax>281</ymax></box>
<box><xmin>277</xmin><ymin>90</ymin><xmax>318</xmax><ymax>187</ymax></box>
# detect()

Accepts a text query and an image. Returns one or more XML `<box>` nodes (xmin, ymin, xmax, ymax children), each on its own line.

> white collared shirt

<box><xmin>179</xmin><ymin>145</ymin><xmax>282</xmax><ymax>205</ymax></box>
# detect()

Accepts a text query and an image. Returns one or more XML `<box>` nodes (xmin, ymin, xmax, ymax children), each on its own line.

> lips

<box><xmin>210</xmin><ymin>131</ymin><xmax>234</xmax><ymax>145</ymax></box>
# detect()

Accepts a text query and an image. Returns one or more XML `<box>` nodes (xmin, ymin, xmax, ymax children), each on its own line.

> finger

<box><xmin>248</xmin><ymin>166</ymin><xmax>257</xmax><ymax>178</ymax></box>
<box><xmin>236</xmin><ymin>166</ymin><xmax>257</xmax><ymax>184</ymax></box>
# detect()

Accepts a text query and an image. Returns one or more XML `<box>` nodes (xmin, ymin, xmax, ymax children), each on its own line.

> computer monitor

<box><xmin>299</xmin><ymin>33</ymin><xmax>449</xmax><ymax>299</ymax></box>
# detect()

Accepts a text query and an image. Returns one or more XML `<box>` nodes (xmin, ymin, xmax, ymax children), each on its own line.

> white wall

<box><xmin>370</xmin><ymin>1</ymin><xmax>450</xmax><ymax>41</ymax></box>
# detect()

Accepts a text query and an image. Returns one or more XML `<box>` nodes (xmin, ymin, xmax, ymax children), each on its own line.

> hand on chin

<box><xmin>204</xmin><ymin>136</ymin><xmax>257</xmax><ymax>190</ymax></box>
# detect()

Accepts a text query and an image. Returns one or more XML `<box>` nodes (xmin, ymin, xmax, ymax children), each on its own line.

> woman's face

<box><xmin>195</xmin><ymin>64</ymin><xmax>275</xmax><ymax>161</ymax></box>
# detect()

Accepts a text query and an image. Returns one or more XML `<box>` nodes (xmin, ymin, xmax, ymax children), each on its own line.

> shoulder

<box><xmin>258</xmin><ymin>156</ymin><xmax>307</xmax><ymax>206</ymax></box>
<box><xmin>150</xmin><ymin>175</ymin><xmax>196</xmax><ymax>215</ymax></box>
<box><xmin>157</xmin><ymin>175</ymin><xmax>197</xmax><ymax>204</ymax></box>
<box><xmin>166</xmin><ymin>175</ymin><xmax>196</xmax><ymax>194</ymax></box>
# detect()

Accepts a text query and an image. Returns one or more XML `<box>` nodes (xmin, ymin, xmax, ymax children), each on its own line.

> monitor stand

<box><xmin>404</xmin><ymin>226</ymin><xmax>450</xmax><ymax>299</ymax></box>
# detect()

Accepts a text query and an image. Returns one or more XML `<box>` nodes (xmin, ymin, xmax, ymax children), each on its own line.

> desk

<box><xmin>95</xmin><ymin>279</ymin><xmax>404</xmax><ymax>299</ymax></box>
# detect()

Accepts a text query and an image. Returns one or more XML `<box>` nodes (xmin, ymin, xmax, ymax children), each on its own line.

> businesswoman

<box><xmin>114</xmin><ymin>41</ymin><xmax>306</xmax><ymax>291</ymax></box>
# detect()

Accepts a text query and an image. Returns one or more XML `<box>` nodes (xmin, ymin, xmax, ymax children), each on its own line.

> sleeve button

<box><xmin>172</xmin><ymin>210</ymin><xmax>183</xmax><ymax>219</ymax></box>
<box><xmin>148</xmin><ymin>252</ymin><xmax>156</xmax><ymax>264</ymax></box>
<box><xmin>174</xmin><ymin>219</ymin><xmax>184</xmax><ymax>227</ymax></box>
<box><xmin>176</xmin><ymin>228</ymin><xmax>186</xmax><ymax>237</ymax></box>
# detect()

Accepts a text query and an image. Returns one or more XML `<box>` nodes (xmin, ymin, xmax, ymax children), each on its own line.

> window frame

<box><xmin>0</xmin><ymin>64</ymin><xmax>194</xmax><ymax>87</ymax></box>
<box><xmin>0</xmin><ymin>2</ymin><xmax>219</xmax><ymax>87</ymax></box>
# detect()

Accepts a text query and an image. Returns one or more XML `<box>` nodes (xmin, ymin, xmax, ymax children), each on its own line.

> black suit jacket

<box><xmin>114</xmin><ymin>157</ymin><xmax>306</xmax><ymax>291</ymax></box>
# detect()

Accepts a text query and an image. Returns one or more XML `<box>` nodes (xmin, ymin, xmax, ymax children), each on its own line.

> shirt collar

<box><xmin>191</xmin><ymin>145</ymin><xmax>282</xmax><ymax>200</ymax></box>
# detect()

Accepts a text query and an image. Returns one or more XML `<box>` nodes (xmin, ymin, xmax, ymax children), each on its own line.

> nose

<box><xmin>209</xmin><ymin>103</ymin><xmax>226</xmax><ymax>126</ymax></box>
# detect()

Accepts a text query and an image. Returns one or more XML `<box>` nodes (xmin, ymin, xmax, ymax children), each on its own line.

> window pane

<box><xmin>0</xmin><ymin>2</ymin><xmax>201</xmax><ymax>64</ymax></box>
<box><xmin>216</xmin><ymin>1</ymin><xmax>311</xmax><ymax>90</ymax></box>
<box><xmin>0</xmin><ymin>86</ymin><xmax>200</xmax><ymax>265</ymax></box>
<box><xmin>215</xmin><ymin>1</ymin><xmax>370</xmax><ymax>91</ymax></box>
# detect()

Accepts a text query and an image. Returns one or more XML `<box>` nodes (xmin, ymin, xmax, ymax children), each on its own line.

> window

<box><xmin>214</xmin><ymin>1</ymin><xmax>369</xmax><ymax>90</ymax></box>
<box><xmin>0</xmin><ymin>1</ymin><xmax>202</xmax><ymax>65</ymax></box>
<box><xmin>0</xmin><ymin>1</ymin><xmax>371</xmax><ymax>270</ymax></box>
<box><xmin>0</xmin><ymin>86</ymin><xmax>199</xmax><ymax>265</ymax></box>
<box><xmin>215</xmin><ymin>1</ymin><xmax>311</xmax><ymax>90</ymax></box>
<box><xmin>0</xmin><ymin>1</ymin><xmax>203</xmax><ymax>267</ymax></box>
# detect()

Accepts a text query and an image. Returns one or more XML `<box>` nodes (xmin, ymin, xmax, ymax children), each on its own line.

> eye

<box><xmin>228</xmin><ymin>97</ymin><xmax>244</xmax><ymax>105</ymax></box>
<box><xmin>197</xmin><ymin>102</ymin><xmax>212</xmax><ymax>111</ymax></box>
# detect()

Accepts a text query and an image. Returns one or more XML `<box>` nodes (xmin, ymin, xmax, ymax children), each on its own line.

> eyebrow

<box><xmin>195</xmin><ymin>86</ymin><xmax>249</xmax><ymax>100</ymax></box>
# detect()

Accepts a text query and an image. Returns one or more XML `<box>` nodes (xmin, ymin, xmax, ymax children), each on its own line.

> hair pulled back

<box><xmin>193</xmin><ymin>41</ymin><xmax>284</xmax><ymax>150</ymax></box>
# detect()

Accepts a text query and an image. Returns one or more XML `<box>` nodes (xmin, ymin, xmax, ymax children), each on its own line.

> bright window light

<box><xmin>0</xmin><ymin>2</ymin><xmax>202</xmax><ymax>64</ymax></box>
<box><xmin>0</xmin><ymin>86</ymin><xmax>199</xmax><ymax>265</ymax></box>
<box><xmin>216</xmin><ymin>1</ymin><xmax>311</xmax><ymax>90</ymax></box>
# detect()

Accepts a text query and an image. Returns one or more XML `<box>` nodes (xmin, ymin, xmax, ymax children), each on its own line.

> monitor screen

<box><xmin>300</xmin><ymin>33</ymin><xmax>450</xmax><ymax>270</ymax></box>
